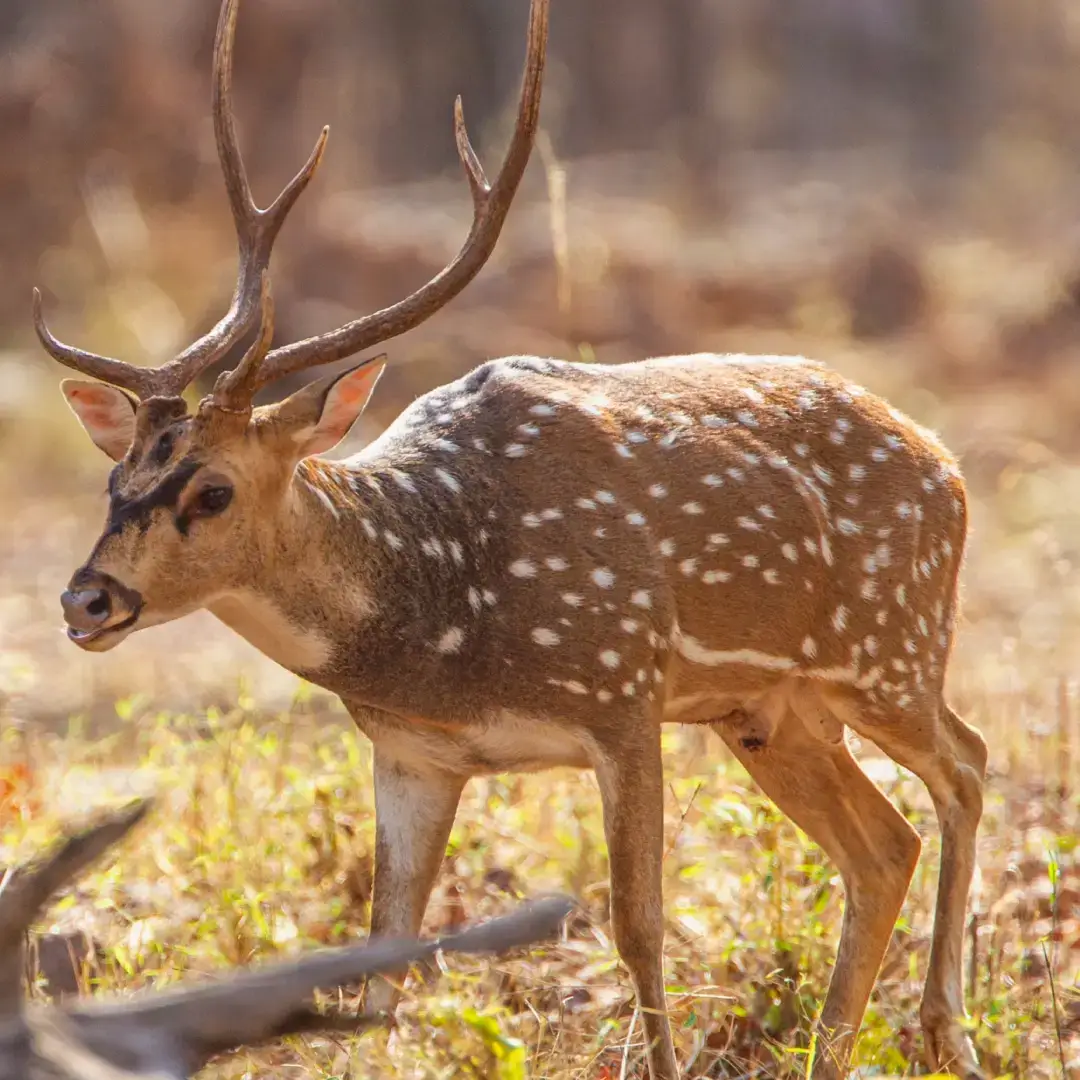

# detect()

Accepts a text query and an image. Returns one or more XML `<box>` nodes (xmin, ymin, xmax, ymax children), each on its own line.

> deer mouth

<box><xmin>66</xmin><ymin>609</ymin><xmax>140</xmax><ymax>651</ymax></box>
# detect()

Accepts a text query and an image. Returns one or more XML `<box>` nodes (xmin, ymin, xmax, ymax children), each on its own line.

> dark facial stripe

<box><xmin>104</xmin><ymin>457</ymin><xmax>203</xmax><ymax>539</ymax></box>
<box><xmin>149</xmin><ymin>428</ymin><xmax>176</xmax><ymax>466</ymax></box>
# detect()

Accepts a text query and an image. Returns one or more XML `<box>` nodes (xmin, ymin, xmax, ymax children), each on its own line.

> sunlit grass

<box><xmin>3</xmin><ymin>665</ymin><xmax>1077</xmax><ymax>1077</ymax></box>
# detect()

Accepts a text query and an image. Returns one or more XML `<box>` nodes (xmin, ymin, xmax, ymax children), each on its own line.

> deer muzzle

<box><xmin>61</xmin><ymin>572</ymin><xmax>142</xmax><ymax>649</ymax></box>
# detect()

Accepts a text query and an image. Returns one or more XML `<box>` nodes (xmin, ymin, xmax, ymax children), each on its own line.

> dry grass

<box><xmin>3</xmin><ymin>188</ymin><xmax>1080</xmax><ymax>1078</ymax></box>
<box><xmin>4</xmin><ymin>675</ymin><xmax>1080</xmax><ymax>1078</ymax></box>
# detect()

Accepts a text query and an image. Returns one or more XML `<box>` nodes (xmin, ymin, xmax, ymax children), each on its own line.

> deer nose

<box><xmin>61</xmin><ymin>587</ymin><xmax>112</xmax><ymax>631</ymax></box>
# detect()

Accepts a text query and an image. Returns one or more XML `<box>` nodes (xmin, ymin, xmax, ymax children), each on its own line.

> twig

<box><xmin>1057</xmin><ymin>676</ymin><xmax>1071</xmax><ymax>807</ymax></box>
<box><xmin>1040</xmin><ymin>940</ymin><xmax>1067</xmax><ymax>1080</ymax></box>
<box><xmin>536</xmin><ymin>132</ymin><xmax>571</xmax><ymax>325</ymax></box>
<box><xmin>663</xmin><ymin>781</ymin><xmax>703</xmax><ymax>864</ymax></box>
<box><xmin>967</xmin><ymin>910</ymin><xmax>979</xmax><ymax>1002</ymax></box>
<box><xmin>619</xmin><ymin>1004</ymin><xmax>640</xmax><ymax>1080</ymax></box>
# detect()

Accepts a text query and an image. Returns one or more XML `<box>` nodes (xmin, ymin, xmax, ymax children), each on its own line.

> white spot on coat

<box><xmin>675</xmin><ymin>631</ymin><xmax>796</xmax><ymax>671</ymax></box>
<box><xmin>435</xmin><ymin>627</ymin><xmax>464</xmax><ymax>654</ymax></box>
<box><xmin>390</xmin><ymin>470</ymin><xmax>418</xmax><ymax>493</ymax></box>
<box><xmin>548</xmin><ymin>678</ymin><xmax>588</xmax><ymax>695</ymax></box>
<box><xmin>436</xmin><ymin>468</ymin><xmax>462</xmax><ymax>493</ymax></box>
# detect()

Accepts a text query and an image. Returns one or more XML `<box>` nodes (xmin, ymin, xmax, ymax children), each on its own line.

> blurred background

<box><xmin>0</xmin><ymin>0</ymin><xmax>1079</xmax><ymax>728</ymax></box>
<box><xmin>2</xmin><ymin>4</ymin><xmax>1080</xmax><ymax>1074</ymax></box>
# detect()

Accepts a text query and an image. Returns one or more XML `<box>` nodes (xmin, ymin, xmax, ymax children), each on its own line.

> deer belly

<box><xmin>666</xmin><ymin>675</ymin><xmax>846</xmax><ymax>749</ymax></box>
<box><xmin>462</xmin><ymin>712</ymin><xmax>595</xmax><ymax>773</ymax></box>
<box><xmin>360</xmin><ymin>709</ymin><xmax>595</xmax><ymax>776</ymax></box>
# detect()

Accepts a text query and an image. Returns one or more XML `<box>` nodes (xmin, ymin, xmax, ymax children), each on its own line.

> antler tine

<box><xmin>0</xmin><ymin>799</ymin><xmax>153</xmax><ymax>951</ymax></box>
<box><xmin>249</xmin><ymin>0</ymin><xmax>550</xmax><ymax>391</ymax></box>
<box><xmin>31</xmin><ymin>289</ymin><xmax>158</xmax><ymax>399</ymax></box>
<box><xmin>151</xmin><ymin>0</ymin><xmax>328</xmax><ymax>399</ymax></box>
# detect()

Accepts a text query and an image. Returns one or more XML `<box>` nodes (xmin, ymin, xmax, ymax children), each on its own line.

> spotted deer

<box><xmin>0</xmin><ymin>797</ymin><xmax>572</xmax><ymax>1080</ymax></box>
<box><xmin>35</xmin><ymin>0</ymin><xmax>986</xmax><ymax>1076</ymax></box>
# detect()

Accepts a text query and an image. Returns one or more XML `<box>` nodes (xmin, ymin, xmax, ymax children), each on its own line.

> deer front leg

<box><xmin>363</xmin><ymin>749</ymin><xmax>465</xmax><ymax>1016</ymax></box>
<box><xmin>592</xmin><ymin>732</ymin><xmax>678</xmax><ymax>1080</ymax></box>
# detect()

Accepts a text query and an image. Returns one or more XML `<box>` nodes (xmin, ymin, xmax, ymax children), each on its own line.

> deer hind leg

<box><xmin>851</xmin><ymin>700</ymin><xmax>986</xmax><ymax>1079</ymax></box>
<box><xmin>363</xmin><ymin>749</ymin><xmax>465</xmax><ymax>1016</ymax></box>
<box><xmin>591</xmin><ymin>727</ymin><xmax>679</xmax><ymax>1080</ymax></box>
<box><xmin>713</xmin><ymin>705</ymin><xmax>922</xmax><ymax>1079</ymax></box>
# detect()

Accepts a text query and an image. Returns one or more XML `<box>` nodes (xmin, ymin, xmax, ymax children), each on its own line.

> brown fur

<box><xmin>58</xmin><ymin>352</ymin><xmax>987</xmax><ymax>1080</ymax></box>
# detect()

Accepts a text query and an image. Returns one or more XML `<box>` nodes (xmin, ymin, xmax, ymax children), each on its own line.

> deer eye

<box><xmin>194</xmin><ymin>485</ymin><xmax>233</xmax><ymax>517</ymax></box>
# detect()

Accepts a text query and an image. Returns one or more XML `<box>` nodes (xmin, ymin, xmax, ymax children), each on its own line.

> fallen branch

<box><xmin>0</xmin><ymin>796</ymin><xmax>574</xmax><ymax>1080</ymax></box>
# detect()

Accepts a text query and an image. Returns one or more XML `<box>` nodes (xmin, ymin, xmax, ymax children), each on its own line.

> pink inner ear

<box><xmin>68</xmin><ymin>385</ymin><xmax>125</xmax><ymax>416</ymax></box>
<box><xmin>318</xmin><ymin>367</ymin><xmax>381</xmax><ymax>435</ymax></box>
<box><xmin>79</xmin><ymin>404</ymin><xmax>127</xmax><ymax>428</ymax></box>
<box><xmin>291</xmin><ymin>367</ymin><xmax>381</xmax><ymax>458</ymax></box>
<box><xmin>65</xmin><ymin>384</ymin><xmax>135</xmax><ymax>448</ymax></box>
<box><xmin>68</xmin><ymin>385</ymin><xmax>115</xmax><ymax>405</ymax></box>
<box><xmin>334</xmin><ymin>374</ymin><xmax>375</xmax><ymax>408</ymax></box>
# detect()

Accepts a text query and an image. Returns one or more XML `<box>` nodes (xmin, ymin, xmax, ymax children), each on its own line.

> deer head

<box><xmin>0</xmin><ymin>797</ymin><xmax>573</xmax><ymax>1079</ymax></box>
<box><xmin>41</xmin><ymin>0</ymin><xmax>548</xmax><ymax>652</ymax></box>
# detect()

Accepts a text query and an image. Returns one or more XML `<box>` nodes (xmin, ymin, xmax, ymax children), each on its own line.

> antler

<box><xmin>62</xmin><ymin>894</ymin><xmax>573</xmax><ymax>1076</ymax></box>
<box><xmin>241</xmin><ymin>0</ymin><xmax>550</xmax><ymax>398</ymax></box>
<box><xmin>0</xmin><ymin>799</ymin><xmax>153</xmax><ymax>1017</ymax></box>
<box><xmin>1</xmin><ymin>797</ymin><xmax>574</xmax><ymax>1080</ymax></box>
<box><xmin>208</xmin><ymin>271</ymin><xmax>275</xmax><ymax>413</ymax></box>
<box><xmin>34</xmin><ymin>0</ymin><xmax>548</xmax><ymax>408</ymax></box>
<box><xmin>0</xmin><ymin>800</ymin><xmax>152</xmax><ymax>950</ymax></box>
<box><xmin>32</xmin><ymin>0</ymin><xmax>327</xmax><ymax>401</ymax></box>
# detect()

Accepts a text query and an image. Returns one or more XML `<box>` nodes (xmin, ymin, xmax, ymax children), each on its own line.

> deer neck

<box><xmin>205</xmin><ymin>456</ymin><xmax>476</xmax><ymax>703</ymax></box>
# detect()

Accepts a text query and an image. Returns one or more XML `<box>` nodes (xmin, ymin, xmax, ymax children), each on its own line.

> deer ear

<box><xmin>265</xmin><ymin>358</ymin><xmax>386</xmax><ymax>459</ymax></box>
<box><xmin>61</xmin><ymin>379</ymin><xmax>138</xmax><ymax>462</ymax></box>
